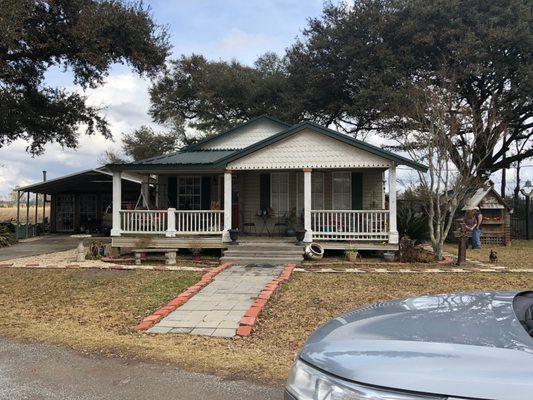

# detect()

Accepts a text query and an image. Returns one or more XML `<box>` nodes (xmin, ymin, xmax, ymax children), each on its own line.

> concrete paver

<box><xmin>151</xmin><ymin>264</ymin><xmax>283</xmax><ymax>337</ymax></box>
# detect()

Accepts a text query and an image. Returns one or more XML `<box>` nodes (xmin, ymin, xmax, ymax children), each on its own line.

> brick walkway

<box><xmin>148</xmin><ymin>265</ymin><xmax>284</xmax><ymax>337</ymax></box>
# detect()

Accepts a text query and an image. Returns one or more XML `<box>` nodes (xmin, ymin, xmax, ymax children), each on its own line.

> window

<box><xmin>297</xmin><ymin>172</ymin><xmax>324</xmax><ymax>212</ymax></box>
<box><xmin>271</xmin><ymin>173</ymin><xmax>289</xmax><ymax>215</ymax></box>
<box><xmin>79</xmin><ymin>194</ymin><xmax>98</xmax><ymax>223</ymax></box>
<box><xmin>177</xmin><ymin>177</ymin><xmax>201</xmax><ymax>210</ymax></box>
<box><xmin>332</xmin><ymin>172</ymin><xmax>351</xmax><ymax>209</ymax></box>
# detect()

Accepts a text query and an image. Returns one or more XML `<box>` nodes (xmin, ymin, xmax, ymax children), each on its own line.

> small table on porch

<box><xmin>257</xmin><ymin>213</ymin><xmax>271</xmax><ymax>236</ymax></box>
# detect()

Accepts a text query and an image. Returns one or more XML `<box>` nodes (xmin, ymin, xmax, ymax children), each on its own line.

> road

<box><xmin>0</xmin><ymin>337</ymin><xmax>282</xmax><ymax>400</ymax></box>
<box><xmin>0</xmin><ymin>235</ymin><xmax>108</xmax><ymax>261</ymax></box>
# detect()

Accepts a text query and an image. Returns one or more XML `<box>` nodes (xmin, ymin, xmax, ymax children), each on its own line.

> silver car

<box><xmin>286</xmin><ymin>291</ymin><xmax>533</xmax><ymax>400</ymax></box>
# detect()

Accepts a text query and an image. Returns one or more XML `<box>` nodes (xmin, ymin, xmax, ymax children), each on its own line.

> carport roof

<box><xmin>15</xmin><ymin>168</ymin><xmax>141</xmax><ymax>194</ymax></box>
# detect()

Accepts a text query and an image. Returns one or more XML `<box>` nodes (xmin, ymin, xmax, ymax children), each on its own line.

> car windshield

<box><xmin>513</xmin><ymin>291</ymin><xmax>533</xmax><ymax>338</ymax></box>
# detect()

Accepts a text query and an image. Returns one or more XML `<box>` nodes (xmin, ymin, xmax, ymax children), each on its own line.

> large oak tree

<box><xmin>0</xmin><ymin>0</ymin><xmax>170</xmax><ymax>154</ymax></box>
<box><xmin>150</xmin><ymin>0</ymin><xmax>532</xmax><ymax>178</ymax></box>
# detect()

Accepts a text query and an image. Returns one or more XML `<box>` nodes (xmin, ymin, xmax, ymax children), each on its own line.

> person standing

<box><xmin>465</xmin><ymin>207</ymin><xmax>483</xmax><ymax>249</ymax></box>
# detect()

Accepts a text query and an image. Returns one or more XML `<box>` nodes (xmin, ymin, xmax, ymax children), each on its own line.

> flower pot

<box><xmin>228</xmin><ymin>229</ymin><xmax>239</xmax><ymax>243</ymax></box>
<box><xmin>304</xmin><ymin>243</ymin><xmax>324</xmax><ymax>261</ymax></box>
<box><xmin>295</xmin><ymin>230</ymin><xmax>306</xmax><ymax>243</ymax></box>
<box><xmin>285</xmin><ymin>227</ymin><xmax>296</xmax><ymax>237</ymax></box>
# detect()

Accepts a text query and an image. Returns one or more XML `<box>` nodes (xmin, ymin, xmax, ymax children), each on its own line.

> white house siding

<box><xmin>238</xmin><ymin>169</ymin><xmax>385</xmax><ymax>233</ymax></box>
<box><xmin>227</xmin><ymin>129</ymin><xmax>393</xmax><ymax>170</ymax></box>
<box><xmin>199</xmin><ymin>120</ymin><xmax>287</xmax><ymax>150</ymax></box>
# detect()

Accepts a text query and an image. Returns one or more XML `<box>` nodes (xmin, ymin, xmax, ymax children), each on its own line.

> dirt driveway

<box><xmin>0</xmin><ymin>337</ymin><xmax>281</xmax><ymax>400</ymax></box>
<box><xmin>0</xmin><ymin>235</ymin><xmax>108</xmax><ymax>261</ymax></box>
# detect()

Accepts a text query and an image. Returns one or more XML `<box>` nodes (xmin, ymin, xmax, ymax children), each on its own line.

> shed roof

<box><xmin>15</xmin><ymin>168</ymin><xmax>141</xmax><ymax>194</ymax></box>
<box><xmin>462</xmin><ymin>185</ymin><xmax>511</xmax><ymax>211</ymax></box>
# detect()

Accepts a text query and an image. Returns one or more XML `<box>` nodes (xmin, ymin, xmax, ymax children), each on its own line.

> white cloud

<box><xmin>0</xmin><ymin>72</ymin><xmax>160</xmax><ymax>199</ymax></box>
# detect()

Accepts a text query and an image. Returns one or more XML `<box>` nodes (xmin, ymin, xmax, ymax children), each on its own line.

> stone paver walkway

<box><xmin>148</xmin><ymin>265</ymin><xmax>284</xmax><ymax>337</ymax></box>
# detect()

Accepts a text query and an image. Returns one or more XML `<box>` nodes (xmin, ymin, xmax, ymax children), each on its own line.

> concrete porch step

<box><xmin>223</xmin><ymin>251</ymin><xmax>303</xmax><ymax>257</ymax></box>
<box><xmin>220</xmin><ymin>256</ymin><xmax>303</xmax><ymax>265</ymax></box>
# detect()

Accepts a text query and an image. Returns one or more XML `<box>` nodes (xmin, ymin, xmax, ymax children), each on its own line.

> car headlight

<box><xmin>286</xmin><ymin>359</ymin><xmax>445</xmax><ymax>400</ymax></box>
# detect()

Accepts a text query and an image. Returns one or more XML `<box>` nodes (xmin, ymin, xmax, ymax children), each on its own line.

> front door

<box><xmin>56</xmin><ymin>195</ymin><xmax>75</xmax><ymax>232</ymax></box>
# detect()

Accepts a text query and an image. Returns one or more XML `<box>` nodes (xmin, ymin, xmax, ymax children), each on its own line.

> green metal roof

<box><xmin>131</xmin><ymin>150</ymin><xmax>236</xmax><ymax>166</ymax></box>
<box><xmin>109</xmin><ymin>119</ymin><xmax>427</xmax><ymax>172</ymax></box>
<box><xmin>182</xmin><ymin>114</ymin><xmax>291</xmax><ymax>152</ymax></box>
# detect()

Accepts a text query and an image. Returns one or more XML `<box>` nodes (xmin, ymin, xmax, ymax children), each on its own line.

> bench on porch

<box><xmin>133</xmin><ymin>248</ymin><xmax>177</xmax><ymax>265</ymax></box>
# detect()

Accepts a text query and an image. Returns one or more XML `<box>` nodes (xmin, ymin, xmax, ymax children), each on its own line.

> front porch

<box><xmin>108</xmin><ymin>167</ymin><xmax>399</xmax><ymax>252</ymax></box>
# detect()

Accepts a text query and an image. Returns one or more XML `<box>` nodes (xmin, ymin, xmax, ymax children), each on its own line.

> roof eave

<box><xmin>212</xmin><ymin>122</ymin><xmax>428</xmax><ymax>172</ymax></box>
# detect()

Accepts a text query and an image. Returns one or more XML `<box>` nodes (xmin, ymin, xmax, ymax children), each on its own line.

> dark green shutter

<box><xmin>168</xmin><ymin>177</ymin><xmax>177</xmax><ymax>208</ymax></box>
<box><xmin>259</xmin><ymin>173</ymin><xmax>271</xmax><ymax>210</ymax></box>
<box><xmin>201</xmin><ymin>177</ymin><xmax>211</xmax><ymax>209</ymax></box>
<box><xmin>351</xmin><ymin>172</ymin><xmax>363</xmax><ymax>210</ymax></box>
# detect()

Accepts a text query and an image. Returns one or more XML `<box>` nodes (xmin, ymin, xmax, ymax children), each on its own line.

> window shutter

<box><xmin>259</xmin><ymin>173</ymin><xmax>271</xmax><ymax>210</ymax></box>
<box><xmin>168</xmin><ymin>177</ymin><xmax>177</xmax><ymax>208</ymax></box>
<box><xmin>351</xmin><ymin>172</ymin><xmax>363</xmax><ymax>210</ymax></box>
<box><xmin>201</xmin><ymin>177</ymin><xmax>211</xmax><ymax>210</ymax></box>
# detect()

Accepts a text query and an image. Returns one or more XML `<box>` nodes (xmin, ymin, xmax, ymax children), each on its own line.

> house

<box><xmin>107</xmin><ymin>115</ymin><xmax>427</xmax><ymax>254</ymax></box>
<box><xmin>14</xmin><ymin>168</ymin><xmax>142</xmax><ymax>237</ymax></box>
<box><xmin>459</xmin><ymin>183</ymin><xmax>512</xmax><ymax>246</ymax></box>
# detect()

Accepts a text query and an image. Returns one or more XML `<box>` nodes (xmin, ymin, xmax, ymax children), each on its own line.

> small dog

<box><xmin>489</xmin><ymin>249</ymin><xmax>498</xmax><ymax>263</ymax></box>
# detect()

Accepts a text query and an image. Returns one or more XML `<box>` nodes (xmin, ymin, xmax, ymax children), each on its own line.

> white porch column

<box><xmin>141</xmin><ymin>175</ymin><xmax>150</xmax><ymax>209</ymax></box>
<box><xmin>388</xmin><ymin>163</ymin><xmax>399</xmax><ymax>244</ymax></box>
<box><xmin>222</xmin><ymin>170</ymin><xmax>232</xmax><ymax>242</ymax></box>
<box><xmin>303</xmin><ymin>168</ymin><xmax>313</xmax><ymax>242</ymax></box>
<box><xmin>166</xmin><ymin>208</ymin><xmax>176</xmax><ymax>237</ymax></box>
<box><xmin>110</xmin><ymin>171</ymin><xmax>122</xmax><ymax>236</ymax></box>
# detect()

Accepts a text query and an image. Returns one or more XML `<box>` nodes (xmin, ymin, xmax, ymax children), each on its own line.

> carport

<box><xmin>15</xmin><ymin>168</ymin><xmax>144</xmax><ymax>238</ymax></box>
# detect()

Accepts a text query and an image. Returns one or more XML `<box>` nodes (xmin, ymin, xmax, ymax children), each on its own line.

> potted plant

<box><xmin>295</xmin><ymin>229</ymin><xmax>306</xmax><ymax>244</ymax></box>
<box><xmin>189</xmin><ymin>240</ymin><xmax>202</xmax><ymax>262</ymax></box>
<box><xmin>285</xmin><ymin>208</ymin><xmax>298</xmax><ymax>236</ymax></box>
<box><xmin>228</xmin><ymin>228</ymin><xmax>239</xmax><ymax>244</ymax></box>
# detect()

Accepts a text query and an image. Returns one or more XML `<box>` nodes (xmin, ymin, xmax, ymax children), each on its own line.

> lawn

<box><xmin>442</xmin><ymin>240</ymin><xmax>533</xmax><ymax>268</ymax></box>
<box><xmin>0</xmin><ymin>268</ymin><xmax>531</xmax><ymax>384</ymax></box>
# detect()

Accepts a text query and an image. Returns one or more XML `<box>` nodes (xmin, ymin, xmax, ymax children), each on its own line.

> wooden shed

<box><xmin>460</xmin><ymin>184</ymin><xmax>512</xmax><ymax>246</ymax></box>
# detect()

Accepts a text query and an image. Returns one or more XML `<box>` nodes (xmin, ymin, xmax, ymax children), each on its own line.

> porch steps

<box><xmin>220</xmin><ymin>242</ymin><xmax>304</xmax><ymax>265</ymax></box>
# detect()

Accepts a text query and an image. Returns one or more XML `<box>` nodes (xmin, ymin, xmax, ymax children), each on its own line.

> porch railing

<box><xmin>174</xmin><ymin>210</ymin><xmax>223</xmax><ymax>234</ymax></box>
<box><xmin>311</xmin><ymin>210</ymin><xmax>390</xmax><ymax>241</ymax></box>
<box><xmin>120</xmin><ymin>210</ymin><xmax>168</xmax><ymax>234</ymax></box>
<box><xmin>119</xmin><ymin>209</ymin><xmax>223</xmax><ymax>236</ymax></box>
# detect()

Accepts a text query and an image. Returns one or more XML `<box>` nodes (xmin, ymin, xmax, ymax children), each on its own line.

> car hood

<box><xmin>300</xmin><ymin>292</ymin><xmax>533</xmax><ymax>400</ymax></box>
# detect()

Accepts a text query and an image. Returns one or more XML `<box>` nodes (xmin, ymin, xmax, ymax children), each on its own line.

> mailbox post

<box><xmin>454</xmin><ymin>223</ymin><xmax>472</xmax><ymax>266</ymax></box>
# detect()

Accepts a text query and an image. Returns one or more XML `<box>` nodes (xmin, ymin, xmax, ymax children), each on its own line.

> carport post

<box><xmin>15</xmin><ymin>190</ymin><xmax>20</xmax><ymax>240</ymax></box>
<box><xmin>34</xmin><ymin>192</ymin><xmax>38</xmax><ymax>235</ymax></box>
<box><xmin>25</xmin><ymin>191</ymin><xmax>30</xmax><ymax>238</ymax></box>
<box><xmin>42</xmin><ymin>194</ymin><xmax>46</xmax><ymax>228</ymax></box>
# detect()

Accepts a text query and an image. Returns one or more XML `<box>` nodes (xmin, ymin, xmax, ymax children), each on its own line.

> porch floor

<box><xmin>111</xmin><ymin>235</ymin><xmax>397</xmax><ymax>252</ymax></box>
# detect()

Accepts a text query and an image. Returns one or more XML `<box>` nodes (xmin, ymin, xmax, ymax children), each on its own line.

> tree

<box><xmin>99</xmin><ymin>120</ymin><xmax>193</xmax><ymax>164</ymax></box>
<box><xmin>0</xmin><ymin>0</ymin><xmax>170</xmax><ymax>154</ymax></box>
<box><xmin>288</xmin><ymin>0</ymin><xmax>533</xmax><ymax>177</ymax></box>
<box><xmin>149</xmin><ymin>53</ymin><xmax>297</xmax><ymax>134</ymax></box>
<box><xmin>121</xmin><ymin>125</ymin><xmax>182</xmax><ymax>161</ymax></box>
<box><xmin>397</xmin><ymin>79</ymin><xmax>484</xmax><ymax>260</ymax></box>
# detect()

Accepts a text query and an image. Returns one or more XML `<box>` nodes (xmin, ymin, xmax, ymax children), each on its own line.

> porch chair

<box><xmin>273</xmin><ymin>211</ymin><xmax>288</xmax><ymax>236</ymax></box>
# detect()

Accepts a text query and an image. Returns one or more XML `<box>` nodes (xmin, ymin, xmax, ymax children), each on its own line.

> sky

<box><xmin>0</xmin><ymin>0</ymin><xmax>530</xmax><ymax>198</ymax></box>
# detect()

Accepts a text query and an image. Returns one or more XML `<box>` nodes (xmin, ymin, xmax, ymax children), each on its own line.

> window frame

<box><xmin>332</xmin><ymin>171</ymin><xmax>352</xmax><ymax>210</ymax></box>
<box><xmin>176</xmin><ymin>176</ymin><xmax>202</xmax><ymax>210</ymax></box>
<box><xmin>270</xmin><ymin>172</ymin><xmax>289</xmax><ymax>215</ymax></box>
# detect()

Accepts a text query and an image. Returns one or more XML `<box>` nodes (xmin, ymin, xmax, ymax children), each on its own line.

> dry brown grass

<box><xmin>0</xmin><ymin>206</ymin><xmax>49</xmax><ymax>224</ymax></box>
<box><xmin>0</xmin><ymin>268</ymin><xmax>531</xmax><ymax>384</ymax></box>
<box><xmin>442</xmin><ymin>240</ymin><xmax>533</xmax><ymax>268</ymax></box>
